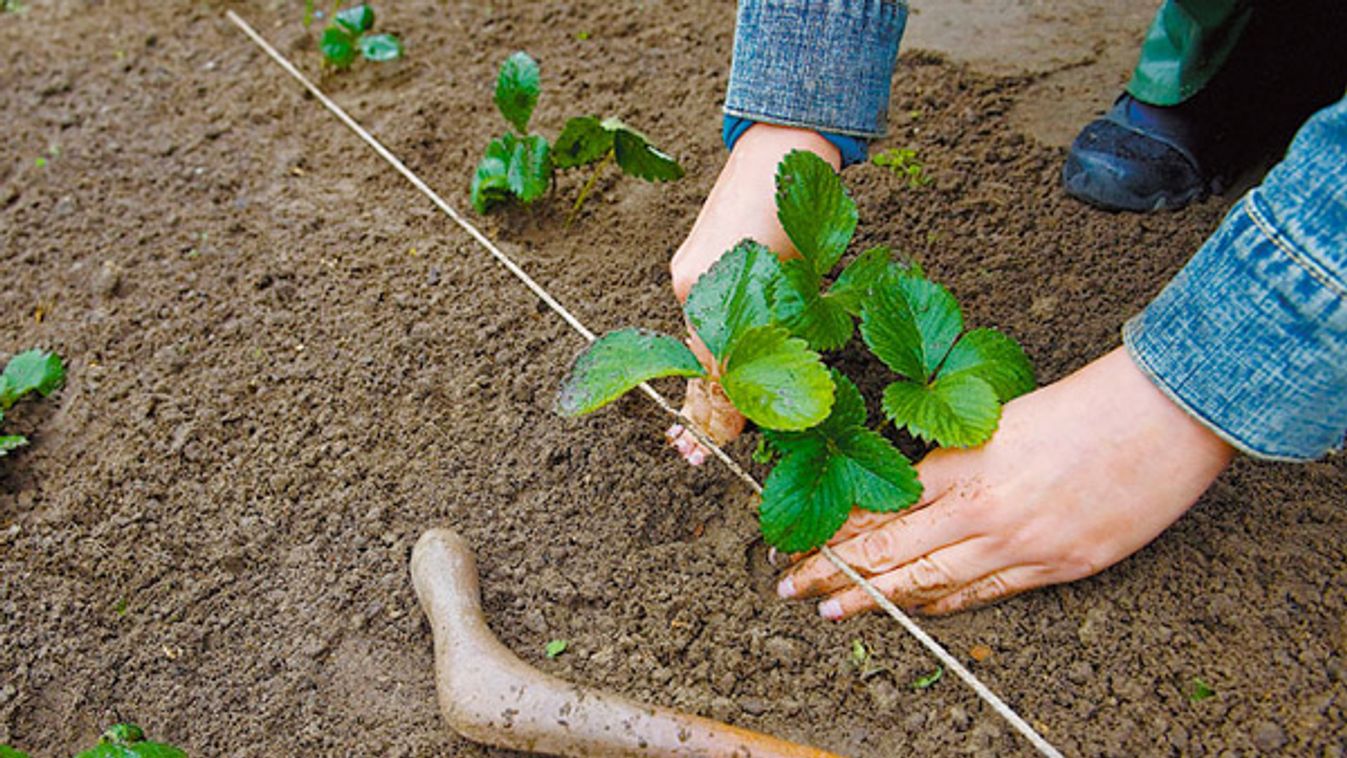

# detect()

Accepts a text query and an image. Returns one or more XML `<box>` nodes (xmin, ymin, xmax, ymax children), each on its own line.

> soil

<box><xmin>3</xmin><ymin>1</ymin><xmax>1346</xmax><ymax>756</ymax></box>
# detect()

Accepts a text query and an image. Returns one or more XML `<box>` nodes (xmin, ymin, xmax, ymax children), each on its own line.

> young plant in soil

<box><xmin>471</xmin><ymin>52</ymin><xmax>684</xmax><ymax>220</ymax></box>
<box><xmin>316</xmin><ymin>4</ymin><xmax>403</xmax><ymax>69</ymax></box>
<box><xmin>556</xmin><ymin>151</ymin><xmax>1033</xmax><ymax>553</ymax></box>
<box><xmin>872</xmin><ymin>147</ymin><xmax>931</xmax><ymax>189</ymax></box>
<box><xmin>1</xmin><ymin>348</ymin><xmax>65</xmax><ymax>457</ymax></box>
<box><xmin>2</xmin><ymin>723</ymin><xmax>184</xmax><ymax>758</ymax></box>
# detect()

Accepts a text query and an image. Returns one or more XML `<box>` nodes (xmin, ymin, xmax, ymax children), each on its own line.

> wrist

<box><xmin>671</xmin><ymin>125</ymin><xmax>840</xmax><ymax>303</ymax></box>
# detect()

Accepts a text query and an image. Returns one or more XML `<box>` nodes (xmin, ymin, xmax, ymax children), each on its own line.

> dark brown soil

<box><xmin>3</xmin><ymin>2</ymin><xmax>1345</xmax><ymax>756</ymax></box>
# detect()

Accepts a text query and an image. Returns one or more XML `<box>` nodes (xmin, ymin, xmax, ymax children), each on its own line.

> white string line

<box><xmin>224</xmin><ymin>12</ymin><xmax>1064</xmax><ymax>758</ymax></box>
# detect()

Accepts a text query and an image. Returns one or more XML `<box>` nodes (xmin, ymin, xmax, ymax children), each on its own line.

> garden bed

<box><xmin>2</xmin><ymin>1</ymin><xmax>1345</xmax><ymax>755</ymax></box>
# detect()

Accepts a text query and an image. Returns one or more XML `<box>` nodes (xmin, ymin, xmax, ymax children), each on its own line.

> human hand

<box><xmin>776</xmin><ymin>347</ymin><xmax>1235</xmax><ymax>617</ymax></box>
<box><xmin>666</xmin><ymin>124</ymin><xmax>840</xmax><ymax>464</ymax></box>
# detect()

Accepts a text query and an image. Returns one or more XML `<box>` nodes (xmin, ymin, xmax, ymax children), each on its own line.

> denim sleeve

<box><xmin>725</xmin><ymin>0</ymin><xmax>907</xmax><ymax>140</ymax></box>
<box><xmin>1124</xmin><ymin>95</ymin><xmax>1347</xmax><ymax>461</ymax></box>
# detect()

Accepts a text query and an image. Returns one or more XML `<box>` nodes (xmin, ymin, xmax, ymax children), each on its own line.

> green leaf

<box><xmin>940</xmin><ymin>328</ymin><xmax>1035</xmax><ymax>402</ymax></box>
<box><xmin>912</xmin><ymin>665</ymin><xmax>944</xmax><ymax>690</ymax></box>
<box><xmin>553</xmin><ymin>116</ymin><xmax>613</xmax><ymax>169</ymax></box>
<box><xmin>545</xmin><ymin>639</ymin><xmax>568</xmax><ymax>658</ymax></box>
<box><xmin>1</xmin><ymin>349</ymin><xmax>65</xmax><ymax>410</ymax></box>
<box><xmin>860</xmin><ymin>275</ymin><xmax>962</xmax><ymax>382</ymax></box>
<box><xmin>0</xmin><ymin>435</ymin><xmax>27</xmax><ymax>457</ymax></box>
<box><xmin>506</xmin><ymin>134</ymin><xmax>552</xmax><ymax>203</ymax></box>
<box><xmin>470</xmin><ymin>134</ymin><xmax>515</xmax><ymax>213</ymax></box>
<box><xmin>556</xmin><ymin>328</ymin><xmax>705</xmax><ymax>416</ymax></box>
<box><xmin>358</xmin><ymin>33</ymin><xmax>402</xmax><ymax>62</ymax></box>
<box><xmin>882</xmin><ymin>373</ymin><xmax>1001</xmax><ymax>448</ymax></box>
<box><xmin>763</xmin><ymin>368</ymin><xmax>865</xmax><ymax>457</ymax></box>
<box><xmin>334</xmin><ymin>4</ymin><xmax>374</xmax><ymax>34</ymax></box>
<box><xmin>495</xmin><ymin>51</ymin><xmax>541</xmax><ymax>134</ymax></box>
<box><xmin>758</xmin><ymin>437</ymin><xmax>852</xmax><ymax>552</ymax></box>
<box><xmin>758</xmin><ymin>372</ymin><xmax>919</xmax><ymax>549</ymax></box>
<box><xmin>775</xmin><ymin>150</ymin><xmax>857</xmax><ymax>275</ymax></box>
<box><xmin>771</xmin><ymin>259</ymin><xmax>854</xmax><ymax>351</ymax></box>
<box><xmin>0</xmin><ymin>745</ymin><xmax>31</xmax><ymax>758</ymax></box>
<box><xmin>829</xmin><ymin>246</ymin><xmax>893</xmax><ymax>316</ymax></box>
<box><xmin>77</xmin><ymin>745</ymin><xmax>184</xmax><ymax>758</ymax></box>
<box><xmin>832</xmin><ymin>429</ymin><xmax>921</xmax><ymax>513</ymax></box>
<box><xmin>720</xmin><ymin>326</ymin><xmax>833</xmax><ymax>431</ymax></box>
<box><xmin>320</xmin><ymin>26</ymin><xmax>357</xmax><ymax>68</ymax></box>
<box><xmin>611</xmin><ymin>125</ymin><xmax>683</xmax><ymax>182</ymax></box>
<box><xmin>682</xmin><ymin>240</ymin><xmax>782</xmax><ymax>362</ymax></box>
<box><xmin>1188</xmin><ymin>677</ymin><xmax>1215</xmax><ymax>702</ymax></box>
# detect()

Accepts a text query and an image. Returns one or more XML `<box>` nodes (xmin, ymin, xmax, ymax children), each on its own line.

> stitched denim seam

<box><xmin>1246</xmin><ymin>191</ymin><xmax>1347</xmax><ymax>299</ymax></box>
<box><xmin>1121</xmin><ymin>324</ymin><xmax>1313</xmax><ymax>462</ymax></box>
<box><xmin>722</xmin><ymin>106</ymin><xmax>887</xmax><ymax>140</ymax></box>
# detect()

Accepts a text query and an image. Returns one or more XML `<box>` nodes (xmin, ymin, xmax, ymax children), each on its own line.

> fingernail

<box><xmin>767</xmin><ymin>548</ymin><xmax>780</xmax><ymax>567</ymax></box>
<box><xmin>667</xmin><ymin>424</ymin><xmax>684</xmax><ymax>440</ymax></box>
<box><xmin>818</xmin><ymin>599</ymin><xmax>843</xmax><ymax>620</ymax></box>
<box><xmin>675</xmin><ymin>438</ymin><xmax>691</xmax><ymax>455</ymax></box>
<box><xmin>776</xmin><ymin>576</ymin><xmax>795</xmax><ymax>599</ymax></box>
<box><xmin>688</xmin><ymin>449</ymin><xmax>705</xmax><ymax>466</ymax></box>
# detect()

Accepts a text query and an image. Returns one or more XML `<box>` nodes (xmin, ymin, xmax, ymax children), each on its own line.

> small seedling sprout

<box><xmin>317</xmin><ymin>4</ymin><xmax>403</xmax><ymax>69</ymax></box>
<box><xmin>472</xmin><ymin>52</ymin><xmax>684</xmax><ymax>220</ymax></box>
<box><xmin>912</xmin><ymin>665</ymin><xmax>944</xmax><ymax>690</ymax></box>
<box><xmin>545</xmin><ymin>639</ymin><xmax>569</xmax><ymax>658</ymax></box>
<box><xmin>1</xmin><ymin>349</ymin><xmax>65</xmax><ymax>458</ymax></box>
<box><xmin>872</xmin><ymin>147</ymin><xmax>932</xmax><ymax>189</ymax></box>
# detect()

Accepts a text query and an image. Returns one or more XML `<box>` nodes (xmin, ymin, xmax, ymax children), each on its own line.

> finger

<box><xmin>778</xmin><ymin>499</ymin><xmax>975</xmax><ymax>600</ymax></box>
<box><xmin>917</xmin><ymin>565</ymin><xmax>1045</xmax><ymax>616</ymax></box>
<box><xmin>815</xmin><ymin>540</ymin><xmax>996</xmax><ymax>621</ymax></box>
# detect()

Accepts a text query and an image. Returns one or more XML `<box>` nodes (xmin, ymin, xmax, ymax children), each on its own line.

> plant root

<box><xmin>411</xmin><ymin>528</ymin><xmax>843</xmax><ymax>758</ymax></box>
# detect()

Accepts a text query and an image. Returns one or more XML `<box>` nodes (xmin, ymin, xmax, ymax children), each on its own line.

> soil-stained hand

<box><xmin>776</xmin><ymin>347</ymin><xmax>1236</xmax><ymax>617</ymax></box>
<box><xmin>666</xmin><ymin>125</ymin><xmax>841</xmax><ymax>465</ymax></box>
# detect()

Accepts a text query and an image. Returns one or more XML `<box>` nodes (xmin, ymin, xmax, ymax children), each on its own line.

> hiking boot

<box><xmin>1062</xmin><ymin>94</ymin><xmax>1218</xmax><ymax>213</ymax></box>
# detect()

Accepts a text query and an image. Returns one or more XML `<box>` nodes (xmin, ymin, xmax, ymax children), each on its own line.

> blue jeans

<box><xmin>723</xmin><ymin>0</ymin><xmax>907</xmax><ymax>165</ymax></box>
<box><xmin>724</xmin><ymin>0</ymin><xmax>1347</xmax><ymax>459</ymax></box>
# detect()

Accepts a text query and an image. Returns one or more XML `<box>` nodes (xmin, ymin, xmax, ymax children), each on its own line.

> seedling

<box><xmin>318</xmin><ymin>4</ymin><xmax>402</xmax><ymax>69</ymax></box>
<box><xmin>556</xmin><ymin>151</ymin><xmax>1033</xmax><ymax>553</ymax></box>
<box><xmin>1188</xmin><ymin>677</ymin><xmax>1215</xmax><ymax>702</ymax></box>
<box><xmin>911</xmin><ymin>665</ymin><xmax>944</xmax><ymax>690</ymax></box>
<box><xmin>545</xmin><ymin>639</ymin><xmax>568</xmax><ymax>658</ymax></box>
<box><xmin>872</xmin><ymin>147</ymin><xmax>931</xmax><ymax>189</ymax></box>
<box><xmin>1</xmin><ymin>349</ymin><xmax>65</xmax><ymax>458</ymax></box>
<box><xmin>848</xmin><ymin>638</ymin><xmax>888</xmax><ymax>679</ymax></box>
<box><xmin>471</xmin><ymin>52</ymin><xmax>683</xmax><ymax>220</ymax></box>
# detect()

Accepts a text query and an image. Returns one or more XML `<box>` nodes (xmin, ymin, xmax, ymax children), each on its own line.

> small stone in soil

<box><xmin>1252</xmin><ymin>721</ymin><xmax>1287</xmax><ymax>752</ymax></box>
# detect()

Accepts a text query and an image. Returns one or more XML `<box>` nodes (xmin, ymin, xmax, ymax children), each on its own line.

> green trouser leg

<box><xmin>1127</xmin><ymin>0</ymin><xmax>1254</xmax><ymax>106</ymax></box>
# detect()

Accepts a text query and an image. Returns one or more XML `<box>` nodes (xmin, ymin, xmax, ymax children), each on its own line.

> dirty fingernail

<box><xmin>688</xmin><ymin>449</ymin><xmax>705</xmax><ymax>466</ymax></box>
<box><xmin>776</xmin><ymin>576</ymin><xmax>795</xmax><ymax>599</ymax></box>
<box><xmin>818</xmin><ymin>599</ymin><xmax>843</xmax><ymax>620</ymax></box>
<box><xmin>667</xmin><ymin>424</ymin><xmax>684</xmax><ymax>440</ymax></box>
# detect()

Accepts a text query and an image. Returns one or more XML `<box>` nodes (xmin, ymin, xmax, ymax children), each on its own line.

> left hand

<box><xmin>775</xmin><ymin>347</ymin><xmax>1235</xmax><ymax>618</ymax></box>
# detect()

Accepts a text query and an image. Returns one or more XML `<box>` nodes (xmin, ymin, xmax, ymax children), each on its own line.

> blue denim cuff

<box><xmin>721</xmin><ymin>115</ymin><xmax>870</xmax><ymax>167</ymax></box>
<box><xmin>1124</xmin><ymin>192</ymin><xmax>1347</xmax><ymax>461</ymax></box>
<box><xmin>725</xmin><ymin>0</ymin><xmax>907</xmax><ymax>140</ymax></box>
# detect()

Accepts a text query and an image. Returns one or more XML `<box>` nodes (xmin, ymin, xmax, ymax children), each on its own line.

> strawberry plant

<box><xmin>318</xmin><ymin>4</ymin><xmax>402</xmax><ymax>69</ymax></box>
<box><xmin>471</xmin><ymin>52</ymin><xmax>684</xmax><ymax>219</ymax></box>
<box><xmin>1</xmin><ymin>348</ymin><xmax>65</xmax><ymax>458</ymax></box>
<box><xmin>556</xmin><ymin>151</ymin><xmax>1033</xmax><ymax>553</ymax></box>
